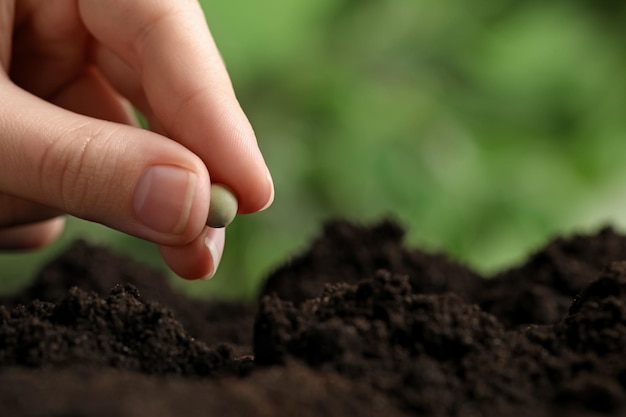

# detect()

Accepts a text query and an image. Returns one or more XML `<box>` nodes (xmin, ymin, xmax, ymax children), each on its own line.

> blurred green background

<box><xmin>2</xmin><ymin>0</ymin><xmax>626</xmax><ymax>299</ymax></box>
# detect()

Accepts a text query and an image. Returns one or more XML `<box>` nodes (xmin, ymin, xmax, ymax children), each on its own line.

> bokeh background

<box><xmin>2</xmin><ymin>0</ymin><xmax>626</xmax><ymax>299</ymax></box>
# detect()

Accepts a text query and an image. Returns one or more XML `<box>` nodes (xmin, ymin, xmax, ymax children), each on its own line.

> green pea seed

<box><xmin>206</xmin><ymin>184</ymin><xmax>238</xmax><ymax>228</ymax></box>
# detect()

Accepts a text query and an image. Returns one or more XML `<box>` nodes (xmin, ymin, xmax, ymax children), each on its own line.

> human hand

<box><xmin>0</xmin><ymin>0</ymin><xmax>274</xmax><ymax>279</ymax></box>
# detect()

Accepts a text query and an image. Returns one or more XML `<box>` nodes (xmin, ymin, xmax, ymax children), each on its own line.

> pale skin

<box><xmin>0</xmin><ymin>0</ymin><xmax>274</xmax><ymax>279</ymax></box>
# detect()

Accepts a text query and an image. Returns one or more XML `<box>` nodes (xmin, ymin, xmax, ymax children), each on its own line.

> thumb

<box><xmin>0</xmin><ymin>83</ymin><xmax>211</xmax><ymax>246</ymax></box>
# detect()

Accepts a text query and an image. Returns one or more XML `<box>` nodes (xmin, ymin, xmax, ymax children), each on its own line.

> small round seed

<box><xmin>206</xmin><ymin>184</ymin><xmax>238</xmax><ymax>228</ymax></box>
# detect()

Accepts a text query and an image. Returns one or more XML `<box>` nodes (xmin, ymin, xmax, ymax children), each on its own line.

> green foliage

<box><xmin>3</xmin><ymin>0</ymin><xmax>626</xmax><ymax>298</ymax></box>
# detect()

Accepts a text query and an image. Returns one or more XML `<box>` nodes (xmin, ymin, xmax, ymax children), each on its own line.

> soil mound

<box><xmin>0</xmin><ymin>284</ymin><xmax>248</xmax><ymax>376</ymax></box>
<box><xmin>1</xmin><ymin>240</ymin><xmax>256</xmax><ymax>355</ymax></box>
<box><xmin>2</xmin><ymin>219</ymin><xmax>626</xmax><ymax>416</ymax></box>
<box><xmin>260</xmin><ymin>219</ymin><xmax>484</xmax><ymax>304</ymax></box>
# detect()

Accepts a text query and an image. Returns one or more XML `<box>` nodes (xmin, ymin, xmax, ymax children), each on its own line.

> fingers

<box><xmin>79</xmin><ymin>0</ymin><xmax>274</xmax><ymax>214</ymax></box>
<box><xmin>0</xmin><ymin>217</ymin><xmax>66</xmax><ymax>250</ymax></box>
<box><xmin>159</xmin><ymin>226</ymin><xmax>225</xmax><ymax>280</ymax></box>
<box><xmin>90</xmin><ymin>43</ymin><xmax>160</xmax><ymax>131</ymax></box>
<box><xmin>1</xmin><ymin>1</ymin><xmax>263</xmax><ymax>281</ymax></box>
<box><xmin>52</xmin><ymin>66</ymin><xmax>140</xmax><ymax>126</ymax></box>
<box><xmin>0</xmin><ymin>80</ymin><xmax>211</xmax><ymax>247</ymax></box>
<box><xmin>0</xmin><ymin>193</ymin><xmax>61</xmax><ymax>228</ymax></box>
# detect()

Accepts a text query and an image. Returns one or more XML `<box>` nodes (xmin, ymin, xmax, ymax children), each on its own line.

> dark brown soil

<box><xmin>2</xmin><ymin>219</ymin><xmax>626</xmax><ymax>416</ymax></box>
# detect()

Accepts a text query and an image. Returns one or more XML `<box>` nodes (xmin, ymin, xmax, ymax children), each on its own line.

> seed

<box><xmin>206</xmin><ymin>184</ymin><xmax>238</xmax><ymax>228</ymax></box>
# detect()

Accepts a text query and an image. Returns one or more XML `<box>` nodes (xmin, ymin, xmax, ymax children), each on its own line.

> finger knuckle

<box><xmin>38</xmin><ymin>123</ymin><xmax>115</xmax><ymax>215</ymax></box>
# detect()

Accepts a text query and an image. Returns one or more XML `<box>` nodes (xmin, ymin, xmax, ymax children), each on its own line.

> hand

<box><xmin>0</xmin><ymin>0</ymin><xmax>274</xmax><ymax>279</ymax></box>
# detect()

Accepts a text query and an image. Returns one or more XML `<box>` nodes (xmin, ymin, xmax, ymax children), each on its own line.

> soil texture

<box><xmin>2</xmin><ymin>219</ymin><xmax>626</xmax><ymax>416</ymax></box>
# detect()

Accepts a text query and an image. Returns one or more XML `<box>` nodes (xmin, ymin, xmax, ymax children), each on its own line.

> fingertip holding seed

<box><xmin>206</xmin><ymin>184</ymin><xmax>238</xmax><ymax>228</ymax></box>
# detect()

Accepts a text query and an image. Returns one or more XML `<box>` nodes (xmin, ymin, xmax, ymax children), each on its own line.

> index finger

<box><xmin>79</xmin><ymin>0</ymin><xmax>274</xmax><ymax>214</ymax></box>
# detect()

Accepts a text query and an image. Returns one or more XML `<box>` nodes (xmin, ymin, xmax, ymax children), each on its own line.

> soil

<box><xmin>2</xmin><ymin>218</ymin><xmax>626</xmax><ymax>416</ymax></box>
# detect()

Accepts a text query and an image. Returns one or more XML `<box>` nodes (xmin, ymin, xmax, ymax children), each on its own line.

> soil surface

<box><xmin>2</xmin><ymin>219</ymin><xmax>626</xmax><ymax>416</ymax></box>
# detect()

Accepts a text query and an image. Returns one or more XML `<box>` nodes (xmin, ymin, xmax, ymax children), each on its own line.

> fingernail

<box><xmin>133</xmin><ymin>165</ymin><xmax>197</xmax><ymax>234</ymax></box>
<box><xmin>200</xmin><ymin>228</ymin><xmax>225</xmax><ymax>280</ymax></box>
<box><xmin>259</xmin><ymin>170</ymin><xmax>275</xmax><ymax>212</ymax></box>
